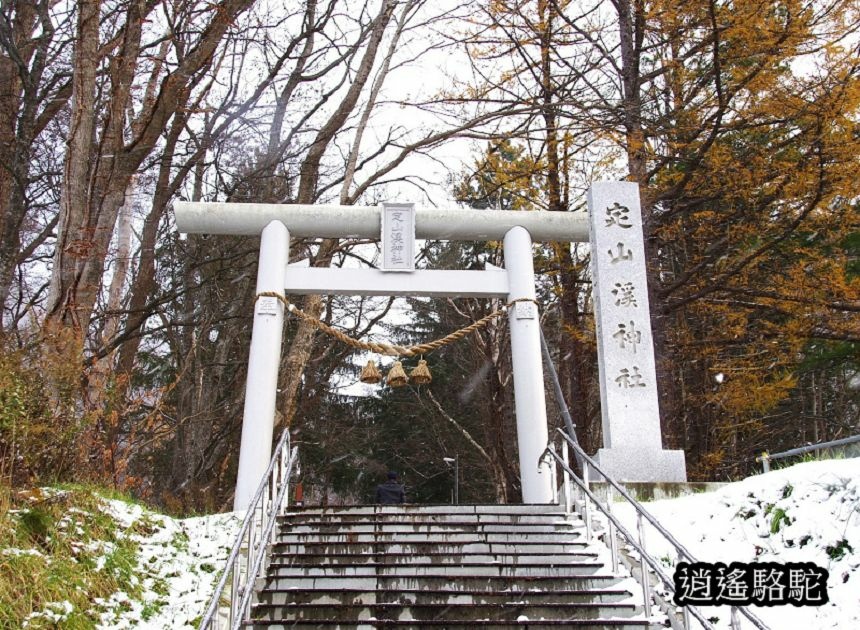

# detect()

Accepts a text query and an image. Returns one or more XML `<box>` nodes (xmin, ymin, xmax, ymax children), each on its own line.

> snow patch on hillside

<box><xmin>614</xmin><ymin>459</ymin><xmax>859</xmax><ymax>629</ymax></box>
<box><xmin>96</xmin><ymin>501</ymin><xmax>240</xmax><ymax>629</ymax></box>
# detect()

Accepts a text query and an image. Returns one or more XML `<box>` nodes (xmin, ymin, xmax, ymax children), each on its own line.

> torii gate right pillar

<box><xmin>504</xmin><ymin>226</ymin><xmax>554</xmax><ymax>503</ymax></box>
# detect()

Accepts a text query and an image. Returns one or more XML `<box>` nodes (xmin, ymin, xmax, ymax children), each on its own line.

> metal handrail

<box><xmin>537</xmin><ymin>320</ymin><xmax>768</xmax><ymax>629</ymax></box>
<box><xmin>546</xmin><ymin>440</ymin><xmax>714</xmax><ymax>630</ymax></box>
<box><xmin>551</xmin><ymin>430</ymin><xmax>769</xmax><ymax>630</ymax></box>
<box><xmin>538</xmin><ymin>326</ymin><xmax>586</xmax><ymax>471</ymax></box>
<box><xmin>233</xmin><ymin>448</ymin><xmax>297</xmax><ymax>622</ymax></box>
<box><xmin>199</xmin><ymin>429</ymin><xmax>298</xmax><ymax>630</ymax></box>
<box><xmin>557</xmin><ymin>431</ymin><xmax>698</xmax><ymax>563</ymax></box>
<box><xmin>756</xmin><ymin>434</ymin><xmax>860</xmax><ymax>472</ymax></box>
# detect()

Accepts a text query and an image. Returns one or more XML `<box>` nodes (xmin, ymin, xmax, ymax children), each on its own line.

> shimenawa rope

<box><xmin>255</xmin><ymin>291</ymin><xmax>538</xmax><ymax>357</ymax></box>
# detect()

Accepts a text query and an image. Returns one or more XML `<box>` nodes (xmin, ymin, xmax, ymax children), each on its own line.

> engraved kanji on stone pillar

<box><xmin>588</xmin><ymin>182</ymin><xmax>686</xmax><ymax>482</ymax></box>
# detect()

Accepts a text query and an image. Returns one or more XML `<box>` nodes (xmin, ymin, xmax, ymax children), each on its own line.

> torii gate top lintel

<box><xmin>174</xmin><ymin>201</ymin><xmax>590</xmax><ymax>243</ymax></box>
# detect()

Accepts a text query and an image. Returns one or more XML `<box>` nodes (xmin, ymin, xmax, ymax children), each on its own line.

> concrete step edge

<box><xmin>278</xmin><ymin>524</ymin><xmax>583</xmax><ymax>527</ymax></box>
<box><xmin>275</xmin><ymin>537</ymin><xmax>593</xmax><ymax>545</ymax></box>
<box><xmin>266</xmin><ymin>561</ymin><xmax>605</xmax><ymax>569</ymax></box>
<box><xmin>251</xmin><ymin>602</ymin><xmax>639</xmax><ymax>610</ymax></box>
<box><xmin>255</xmin><ymin>587</ymin><xmax>633</xmax><ymax>596</ymax></box>
<box><xmin>280</xmin><ymin>514</ymin><xmax>578</xmax><ymax>520</ymax></box>
<box><xmin>261</xmin><ymin>573</ymin><xmax>621</xmax><ymax>582</ymax></box>
<box><xmin>243</xmin><ymin>620</ymin><xmax>653</xmax><ymax>627</ymax></box>
<box><xmin>283</xmin><ymin>506</ymin><xmax>576</xmax><ymax>510</ymax></box>
<box><xmin>278</xmin><ymin>530</ymin><xmax>585</xmax><ymax>542</ymax></box>
<box><xmin>267</xmin><ymin>555</ymin><xmax>601</xmax><ymax>564</ymax></box>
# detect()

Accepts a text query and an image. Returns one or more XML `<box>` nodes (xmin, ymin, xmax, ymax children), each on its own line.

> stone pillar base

<box><xmin>593</xmin><ymin>448</ymin><xmax>687</xmax><ymax>483</ymax></box>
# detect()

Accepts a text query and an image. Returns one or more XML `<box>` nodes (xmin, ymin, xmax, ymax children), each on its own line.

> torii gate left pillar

<box><xmin>232</xmin><ymin>220</ymin><xmax>290</xmax><ymax>509</ymax></box>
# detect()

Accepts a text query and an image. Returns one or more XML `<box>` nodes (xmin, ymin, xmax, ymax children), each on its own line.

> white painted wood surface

<box><xmin>234</xmin><ymin>221</ymin><xmax>290</xmax><ymax>510</ymax></box>
<box><xmin>174</xmin><ymin>201</ymin><xmax>589</xmax><ymax>242</ymax></box>
<box><xmin>283</xmin><ymin>267</ymin><xmax>508</xmax><ymax>298</ymax></box>
<box><xmin>504</xmin><ymin>226</ymin><xmax>554</xmax><ymax>503</ymax></box>
<box><xmin>381</xmin><ymin>203</ymin><xmax>415</xmax><ymax>271</ymax></box>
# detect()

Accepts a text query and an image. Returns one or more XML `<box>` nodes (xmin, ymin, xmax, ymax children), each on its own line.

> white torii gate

<box><xmin>175</xmin><ymin>182</ymin><xmax>686</xmax><ymax>511</ymax></box>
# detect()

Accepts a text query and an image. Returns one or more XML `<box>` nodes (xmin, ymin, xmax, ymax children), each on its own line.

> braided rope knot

<box><xmin>255</xmin><ymin>291</ymin><xmax>538</xmax><ymax>357</ymax></box>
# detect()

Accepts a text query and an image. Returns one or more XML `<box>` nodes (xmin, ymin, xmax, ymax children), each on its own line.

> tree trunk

<box><xmin>46</xmin><ymin>0</ymin><xmax>256</xmax><ymax>340</ymax></box>
<box><xmin>45</xmin><ymin>0</ymin><xmax>100</xmax><ymax>333</ymax></box>
<box><xmin>0</xmin><ymin>0</ymin><xmax>61</xmax><ymax>312</ymax></box>
<box><xmin>280</xmin><ymin>0</ymin><xmax>396</xmax><ymax>428</ymax></box>
<box><xmin>614</xmin><ymin>0</ymin><xmax>681</xmax><ymax>444</ymax></box>
<box><xmin>88</xmin><ymin>181</ymin><xmax>136</xmax><ymax>410</ymax></box>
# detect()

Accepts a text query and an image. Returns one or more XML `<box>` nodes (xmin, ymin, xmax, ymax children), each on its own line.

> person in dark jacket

<box><xmin>375</xmin><ymin>471</ymin><xmax>406</xmax><ymax>504</ymax></box>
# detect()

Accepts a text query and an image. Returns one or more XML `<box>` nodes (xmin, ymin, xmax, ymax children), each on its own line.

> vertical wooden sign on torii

<box><xmin>381</xmin><ymin>203</ymin><xmax>415</xmax><ymax>272</ymax></box>
<box><xmin>175</xmin><ymin>183</ymin><xmax>686</xmax><ymax>510</ymax></box>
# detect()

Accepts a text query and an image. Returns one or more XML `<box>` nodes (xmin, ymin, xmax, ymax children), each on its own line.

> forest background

<box><xmin>0</xmin><ymin>0</ymin><xmax>857</xmax><ymax>512</ymax></box>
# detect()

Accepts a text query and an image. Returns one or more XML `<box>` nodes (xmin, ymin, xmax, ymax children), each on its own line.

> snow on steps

<box><xmin>243</xmin><ymin>504</ymin><xmax>658</xmax><ymax>629</ymax></box>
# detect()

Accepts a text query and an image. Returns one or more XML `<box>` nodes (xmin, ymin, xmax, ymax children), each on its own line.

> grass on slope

<box><xmin>0</xmin><ymin>484</ymin><xmax>167</xmax><ymax>629</ymax></box>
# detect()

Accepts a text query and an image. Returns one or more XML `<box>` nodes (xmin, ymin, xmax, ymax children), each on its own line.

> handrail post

<box><xmin>606</xmin><ymin>485</ymin><xmax>618</xmax><ymax>575</ymax></box>
<box><xmin>730</xmin><ymin>606</ymin><xmax>741</xmax><ymax>629</ymax></box>
<box><xmin>277</xmin><ymin>448</ymin><xmax>286</xmax><ymax>517</ymax></box>
<box><xmin>761</xmin><ymin>452</ymin><xmax>770</xmax><ymax>473</ymax></box>
<box><xmin>583</xmin><ymin>462</ymin><xmax>592</xmax><ymax>541</ymax></box>
<box><xmin>636</xmin><ymin>512</ymin><xmax>651</xmax><ymax>618</ymax></box>
<box><xmin>230</xmin><ymin>555</ymin><xmax>240</xmax><ymax>624</ymax></box>
<box><xmin>562</xmin><ymin>440</ymin><xmax>572</xmax><ymax>515</ymax></box>
<box><xmin>260</xmin><ymin>482</ymin><xmax>268</xmax><ymax>561</ymax></box>
<box><xmin>243</xmin><ymin>522</ymin><xmax>252</xmax><ymax>621</ymax></box>
<box><xmin>271</xmin><ymin>457</ymin><xmax>281</xmax><ymax>547</ymax></box>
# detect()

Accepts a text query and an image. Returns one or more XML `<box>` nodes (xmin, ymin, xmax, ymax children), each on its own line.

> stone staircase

<box><xmin>243</xmin><ymin>504</ymin><xmax>658</xmax><ymax>629</ymax></box>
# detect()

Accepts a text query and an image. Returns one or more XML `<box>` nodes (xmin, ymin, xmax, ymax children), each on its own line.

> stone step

<box><xmin>285</xmin><ymin>505</ymin><xmax>568</xmax><ymax>516</ymax></box>
<box><xmin>247</xmin><ymin>504</ymin><xmax>646</xmax><ymax>630</ymax></box>
<box><xmin>259</xmin><ymin>574</ymin><xmax>624</xmax><ymax>592</ymax></box>
<box><xmin>268</xmin><ymin>551</ymin><xmax>600</xmax><ymax>565</ymax></box>
<box><xmin>243</xmin><ymin>620</ymin><xmax>654</xmax><ymax>628</ymax></box>
<box><xmin>249</xmin><ymin>602</ymin><xmax>639</xmax><ymax>623</ymax></box>
<box><xmin>267</xmin><ymin>562</ymin><xmax>606</xmax><ymax>578</ymax></box>
<box><xmin>255</xmin><ymin>587</ymin><xmax>634</xmax><ymax>607</ymax></box>
<box><xmin>271</xmin><ymin>541</ymin><xmax>592</xmax><ymax>555</ymax></box>
<box><xmin>280</xmin><ymin>523</ymin><xmax>582</xmax><ymax>534</ymax></box>
<box><xmin>275</xmin><ymin>532</ymin><xmax>585</xmax><ymax>544</ymax></box>
<box><xmin>281</xmin><ymin>513</ymin><xmax>579</xmax><ymax>525</ymax></box>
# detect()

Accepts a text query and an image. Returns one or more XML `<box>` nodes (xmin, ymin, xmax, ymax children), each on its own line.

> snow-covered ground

<box><xmin>95</xmin><ymin>502</ymin><xmax>241</xmax><ymax>629</ymax></box>
<box><xmin>14</xmin><ymin>459</ymin><xmax>856</xmax><ymax>628</ymax></box>
<box><xmin>100</xmin><ymin>458</ymin><xmax>853</xmax><ymax>629</ymax></box>
<box><xmin>612</xmin><ymin>459</ymin><xmax>859</xmax><ymax>629</ymax></box>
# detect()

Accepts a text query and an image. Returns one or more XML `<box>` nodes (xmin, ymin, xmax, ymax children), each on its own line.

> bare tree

<box><xmin>45</xmin><ymin>0</ymin><xmax>260</xmax><ymax>336</ymax></box>
<box><xmin>0</xmin><ymin>0</ymin><xmax>72</xmax><ymax>322</ymax></box>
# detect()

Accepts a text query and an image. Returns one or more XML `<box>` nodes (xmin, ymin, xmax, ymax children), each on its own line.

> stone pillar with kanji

<box><xmin>588</xmin><ymin>182</ymin><xmax>686</xmax><ymax>482</ymax></box>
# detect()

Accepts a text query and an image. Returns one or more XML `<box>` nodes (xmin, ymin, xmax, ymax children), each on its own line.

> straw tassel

<box><xmin>386</xmin><ymin>361</ymin><xmax>409</xmax><ymax>387</ymax></box>
<box><xmin>409</xmin><ymin>359</ymin><xmax>432</xmax><ymax>385</ymax></box>
<box><xmin>359</xmin><ymin>359</ymin><xmax>382</xmax><ymax>384</ymax></box>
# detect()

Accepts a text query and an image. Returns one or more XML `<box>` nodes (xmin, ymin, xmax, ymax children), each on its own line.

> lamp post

<box><xmin>443</xmin><ymin>455</ymin><xmax>459</xmax><ymax>505</ymax></box>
